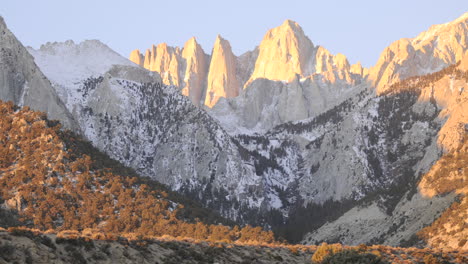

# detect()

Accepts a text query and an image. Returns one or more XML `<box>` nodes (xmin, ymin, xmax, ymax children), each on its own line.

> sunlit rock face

<box><xmin>129</xmin><ymin>49</ymin><xmax>144</xmax><ymax>67</ymax></box>
<box><xmin>130</xmin><ymin>39</ymin><xmax>209</xmax><ymax>106</ymax></box>
<box><xmin>369</xmin><ymin>12</ymin><xmax>468</xmax><ymax>94</ymax></box>
<box><xmin>205</xmin><ymin>35</ymin><xmax>240</xmax><ymax>108</ymax></box>
<box><xmin>246</xmin><ymin>20</ymin><xmax>315</xmax><ymax>85</ymax></box>
<box><xmin>350</xmin><ymin>61</ymin><xmax>367</xmax><ymax>76</ymax></box>
<box><xmin>181</xmin><ymin>37</ymin><xmax>209</xmax><ymax>106</ymax></box>
<box><xmin>147</xmin><ymin>43</ymin><xmax>182</xmax><ymax>87</ymax></box>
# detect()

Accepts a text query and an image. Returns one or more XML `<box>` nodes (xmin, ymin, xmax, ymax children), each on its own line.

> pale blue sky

<box><xmin>1</xmin><ymin>0</ymin><xmax>467</xmax><ymax>67</ymax></box>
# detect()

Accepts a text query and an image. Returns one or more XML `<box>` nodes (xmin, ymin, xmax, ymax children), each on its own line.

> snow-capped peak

<box><xmin>27</xmin><ymin>39</ymin><xmax>134</xmax><ymax>88</ymax></box>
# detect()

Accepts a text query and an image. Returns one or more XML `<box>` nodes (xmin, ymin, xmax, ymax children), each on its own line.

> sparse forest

<box><xmin>0</xmin><ymin>100</ymin><xmax>275</xmax><ymax>244</ymax></box>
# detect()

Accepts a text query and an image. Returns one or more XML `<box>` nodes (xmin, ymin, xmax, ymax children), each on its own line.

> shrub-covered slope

<box><xmin>0</xmin><ymin>100</ymin><xmax>275</xmax><ymax>243</ymax></box>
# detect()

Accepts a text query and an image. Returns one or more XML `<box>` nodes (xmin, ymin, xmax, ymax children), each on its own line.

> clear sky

<box><xmin>1</xmin><ymin>0</ymin><xmax>467</xmax><ymax>67</ymax></box>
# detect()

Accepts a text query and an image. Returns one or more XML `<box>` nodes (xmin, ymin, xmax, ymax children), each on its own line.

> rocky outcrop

<box><xmin>237</xmin><ymin>47</ymin><xmax>259</xmax><ymax>86</ymax></box>
<box><xmin>131</xmin><ymin>39</ymin><xmax>209</xmax><ymax>106</ymax></box>
<box><xmin>210</xmin><ymin>76</ymin><xmax>364</xmax><ymax>133</ymax></box>
<box><xmin>129</xmin><ymin>49</ymin><xmax>144</xmax><ymax>66</ymax></box>
<box><xmin>146</xmin><ymin>43</ymin><xmax>182</xmax><ymax>87</ymax></box>
<box><xmin>205</xmin><ymin>35</ymin><xmax>240</xmax><ymax>108</ymax></box>
<box><xmin>369</xmin><ymin>12</ymin><xmax>468</xmax><ymax>94</ymax></box>
<box><xmin>181</xmin><ymin>37</ymin><xmax>209</xmax><ymax>106</ymax></box>
<box><xmin>350</xmin><ymin>61</ymin><xmax>367</xmax><ymax>76</ymax></box>
<box><xmin>246</xmin><ymin>20</ymin><xmax>315</xmax><ymax>85</ymax></box>
<box><xmin>0</xmin><ymin>16</ymin><xmax>78</xmax><ymax>130</ymax></box>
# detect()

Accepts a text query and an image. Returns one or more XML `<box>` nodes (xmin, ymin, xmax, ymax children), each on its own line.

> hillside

<box><xmin>0</xmin><ymin>100</ymin><xmax>274</xmax><ymax>243</ymax></box>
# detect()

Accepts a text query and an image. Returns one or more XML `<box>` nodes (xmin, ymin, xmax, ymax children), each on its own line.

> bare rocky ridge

<box><xmin>129</xmin><ymin>49</ymin><xmax>144</xmax><ymax>66</ymax></box>
<box><xmin>369</xmin><ymin>12</ymin><xmax>468</xmax><ymax>94</ymax></box>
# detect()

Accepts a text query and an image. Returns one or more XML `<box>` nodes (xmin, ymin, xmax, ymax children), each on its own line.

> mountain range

<box><xmin>0</xmin><ymin>10</ymin><xmax>467</xmax><ymax>253</ymax></box>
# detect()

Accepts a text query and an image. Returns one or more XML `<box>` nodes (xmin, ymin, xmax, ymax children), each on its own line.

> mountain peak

<box><xmin>246</xmin><ymin>19</ymin><xmax>314</xmax><ymax>85</ymax></box>
<box><xmin>129</xmin><ymin>49</ymin><xmax>144</xmax><ymax>67</ymax></box>
<box><xmin>157</xmin><ymin>42</ymin><xmax>169</xmax><ymax>50</ymax></box>
<box><xmin>454</xmin><ymin>11</ymin><xmax>468</xmax><ymax>23</ymax></box>
<box><xmin>181</xmin><ymin>36</ymin><xmax>208</xmax><ymax>106</ymax></box>
<box><xmin>186</xmin><ymin>36</ymin><xmax>198</xmax><ymax>45</ymax></box>
<box><xmin>214</xmin><ymin>34</ymin><xmax>230</xmax><ymax>47</ymax></box>
<box><xmin>29</xmin><ymin>39</ymin><xmax>133</xmax><ymax>88</ymax></box>
<box><xmin>0</xmin><ymin>15</ymin><xmax>78</xmax><ymax>130</ymax></box>
<box><xmin>281</xmin><ymin>19</ymin><xmax>302</xmax><ymax>32</ymax></box>
<box><xmin>369</xmin><ymin>11</ymin><xmax>468</xmax><ymax>94</ymax></box>
<box><xmin>205</xmin><ymin>35</ymin><xmax>239</xmax><ymax>108</ymax></box>
<box><xmin>183</xmin><ymin>37</ymin><xmax>200</xmax><ymax>53</ymax></box>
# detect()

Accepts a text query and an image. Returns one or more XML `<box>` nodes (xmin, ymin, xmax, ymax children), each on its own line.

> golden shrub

<box><xmin>311</xmin><ymin>242</ymin><xmax>343</xmax><ymax>263</ymax></box>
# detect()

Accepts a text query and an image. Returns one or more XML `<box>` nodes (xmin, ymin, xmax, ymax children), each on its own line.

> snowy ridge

<box><xmin>28</xmin><ymin>40</ymin><xmax>133</xmax><ymax>87</ymax></box>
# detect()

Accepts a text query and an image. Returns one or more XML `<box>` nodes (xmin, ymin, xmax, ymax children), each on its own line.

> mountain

<box><xmin>2</xmin><ymin>12</ymin><xmax>467</xmax><ymax>251</ymax></box>
<box><xmin>142</xmin><ymin>43</ymin><xmax>181</xmax><ymax>87</ymax></box>
<box><xmin>0</xmin><ymin>17</ymin><xmax>77</xmax><ymax>130</ymax></box>
<box><xmin>131</xmin><ymin>20</ymin><xmax>363</xmax><ymax>133</ymax></box>
<box><xmin>130</xmin><ymin>15</ymin><xmax>468</xmax><ymax>133</ymax></box>
<box><xmin>27</xmin><ymin>38</ymin><xmax>274</xmax><ymax>224</ymax></box>
<box><xmin>301</xmin><ymin>59</ymin><xmax>468</xmax><ymax>249</ymax></box>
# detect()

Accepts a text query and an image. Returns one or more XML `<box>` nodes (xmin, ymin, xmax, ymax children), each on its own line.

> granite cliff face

<box><xmin>181</xmin><ymin>37</ymin><xmax>209</xmax><ymax>106</ymax></box>
<box><xmin>0</xmin><ymin>16</ymin><xmax>77</xmax><ymax>130</ymax></box>
<box><xmin>144</xmin><ymin>43</ymin><xmax>182</xmax><ymax>87</ymax></box>
<box><xmin>205</xmin><ymin>35</ymin><xmax>240</xmax><ymax>108</ymax></box>
<box><xmin>129</xmin><ymin>49</ymin><xmax>144</xmax><ymax>66</ymax></box>
<box><xmin>245</xmin><ymin>20</ymin><xmax>315</xmax><ymax>85</ymax></box>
